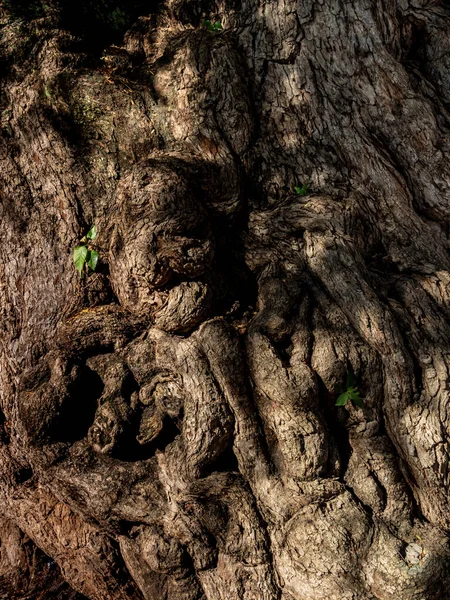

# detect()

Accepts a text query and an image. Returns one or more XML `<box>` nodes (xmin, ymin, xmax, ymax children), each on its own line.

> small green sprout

<box><xmin>294</xmin><ymin>183</ymin><xmax>309</xmax><ymax>196</ymax></box>
<box><xmin>335</xmin><ymin>369</ymin><xmax>364</xmax><ymax>408</ymax></box>
<box><xmin>73</xmin><ymin>225</ymin><xmax>99</xmax><ymax>277</ymax></box>
<box><xmin>203</xmin><ymin>20</ymin><xmax>223</xmax><ymax>32</ymax></box>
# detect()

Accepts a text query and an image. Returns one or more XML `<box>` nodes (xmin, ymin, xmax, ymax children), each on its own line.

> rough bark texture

<box><xmin>1</xmin><ymin>0</ymin><xmax>450</xmax><ymax>598</ymax></box>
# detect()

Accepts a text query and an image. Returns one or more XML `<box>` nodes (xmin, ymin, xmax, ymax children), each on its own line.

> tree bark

<box><xmin>1</xmin><ymin>0</ymin><xmax>450</xmax><ymax>598</ymax></box>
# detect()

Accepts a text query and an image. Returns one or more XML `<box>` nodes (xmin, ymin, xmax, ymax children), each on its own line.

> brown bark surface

<box><xmin>1</xmin><ymin>1</ymin><xmax>450</xmax><ymax>598</ymax></box>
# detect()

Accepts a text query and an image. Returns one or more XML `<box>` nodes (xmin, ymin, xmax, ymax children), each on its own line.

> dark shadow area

<box><xmin>402</xmin><ymin>18</ymin><xmax>427</xmax><ymax>66</ymax></box>
<box><xmin>316</xmin><ymin>372</ymin><xmax>353</xmax><ymax>479</ymax></box>
<box><xmin>16</xmin><ymin>466</ymin><xmax>34</xmax><ymax>484</ymax></box>
<box><xmin>203</xmin><ymin>441</ymin><xmax>240</xmax><ymax>476</ymax></box>
<box><xmin>2</xmin><ymin>0</ymin><xmax>47</xmax><ymax>20</ymax></box>
<box><xmin>212</xmin><ymin>244</ymin><xmax>258</xmax><ymax>320</ymax></box>
<box><xmin>0</xmin><ymin>406</ymin><xmax>8</xmax><ymax>444</ymax></box>
<box><xmin>54</xmin><ymin>366</ymin><xmax>104</xmax><ymax>443</ymax></box>
<box><xmin>114</xmin><ymin>412</ymin><xmax>181</xmax><ymax>462</ymax></box>
<box><xmin>3</xmin><ymin>0</ymin><xmax>162</xmax><ymax>53</ymax></box>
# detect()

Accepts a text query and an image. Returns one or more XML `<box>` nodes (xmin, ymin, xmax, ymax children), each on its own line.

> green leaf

<box><xmin>294</xmin><ymin>184</ymin><xmax>309</xmax><ymax>196</ymax></box>
<box><xmin>73</xmin><ymin>245</ymin><xmax>88</xmax><ymax>277</ymax></box>
<box><xmin>352</xmin><ymin>396</ymin><xmax>364</xmax><ymax>409</ymax></box>
<box><xmin>348</xmin><ymin>388</ymin><xmax>364</xmax><ymax>408</ymax></box>
<box><xmin>86</xmin><ymin>249</ymin><xmax>99</xmax><ymax>271</ymax></box>
<box><xmin>86</xmin><ymin>225</ymin><xmax>97</xmax><ymax>240</ymax></box>
<box><xmin>203</xmin><ymin>19</ymin><xmax>223</xmax><ymax>31</ymax></box>
<box><xmin>336</xmin><ymin>392</ymin><xmax>350</xmax><ymax>406</ymax></box>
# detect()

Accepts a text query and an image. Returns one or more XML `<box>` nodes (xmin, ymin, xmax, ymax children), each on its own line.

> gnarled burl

<box><xmin>1</xmin><ymin>1</ymin><xmax>450</xmax><ymax>599</ymax></box>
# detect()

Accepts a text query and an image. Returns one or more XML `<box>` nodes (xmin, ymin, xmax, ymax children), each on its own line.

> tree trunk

<box><xmin>1</xmin><ymin>0</ymin><xmax>450</xmax><ymax>598</ymax></box>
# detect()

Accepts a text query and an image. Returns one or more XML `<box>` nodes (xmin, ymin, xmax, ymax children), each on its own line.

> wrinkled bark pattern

<box><xmin>1</xmin><ymin>0</ymin><xmax>450</xmax><ymax>598</ymax></box>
